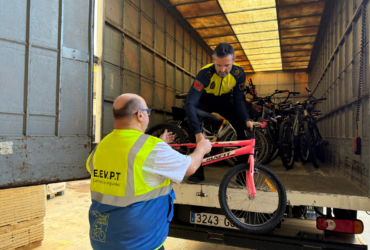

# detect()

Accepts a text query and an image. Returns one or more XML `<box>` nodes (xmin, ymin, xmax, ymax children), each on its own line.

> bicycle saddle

<box><xmin>195</xmin><ymin>108</ymin><xmax>221</xmax><ymax>121</ymax></box>
<box><xmin>175</xmin><ymin>93</ymin><xmax>188</xmax><ymax>99</ymax></box>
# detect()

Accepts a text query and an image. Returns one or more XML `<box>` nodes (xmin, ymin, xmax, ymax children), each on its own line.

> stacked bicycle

<box><xmin>246</xmin><ymin>85</ymin><xmax>328</xmax><ymax>169</ymax></box>
<box><xmin>277</xmin><ymin>92</ymin><xmax>327</xmax><ymax>169</ymax></box>
<box><xmin>244</xmin><ymin>82</ymin><xmax>301</xmax><ymax>166</ymax></box>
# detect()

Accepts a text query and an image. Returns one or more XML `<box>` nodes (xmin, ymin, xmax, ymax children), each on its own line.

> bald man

<box><xmin>86</xmin><ymin>94</ymin><xmax>211</xmax><ymax>250</ymax></box>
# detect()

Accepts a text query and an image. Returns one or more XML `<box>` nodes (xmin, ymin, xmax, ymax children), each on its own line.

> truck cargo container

<box><xmin>0</xmin><ymin>0</ymin><xmax>369</xmax><ymax>249</ymax></box>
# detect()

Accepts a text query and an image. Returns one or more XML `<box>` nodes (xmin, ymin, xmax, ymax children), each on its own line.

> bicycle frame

<box><xmin>169</xmin><ymin>117</ymin><xmax>235</xmax><ymax>143</ymax></box>
<box><xmin>169</xmin><ymin>139</ymin><xmax>257</xmax><ymax>198</ymax></box>
<box><xmin>211</xmin><ymin>119</ymin><xmax>235</xmax><ymax>142</ymax></box>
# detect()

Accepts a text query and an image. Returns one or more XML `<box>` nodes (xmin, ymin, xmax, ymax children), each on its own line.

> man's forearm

<box><xmin>184</xmin><ymin>103</ymin><xmax>201</xmax><ymax>134</ymax></box>
<box><xmin>195</xmin><ymin>133</ymin><xmax>204</xmax><ymax>143</ymax></box>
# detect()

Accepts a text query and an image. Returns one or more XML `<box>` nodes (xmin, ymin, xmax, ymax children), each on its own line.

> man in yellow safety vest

<box><xmin>86</xmin><ymin>93</ymin><xmax>211</xmax><ymax>250</ymax></box>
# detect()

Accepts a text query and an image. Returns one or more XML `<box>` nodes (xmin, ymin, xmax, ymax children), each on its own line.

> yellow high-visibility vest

<box><xmin>86</xmin><ymin>129</ymin><xmax>172</xmax><ymax>207</ymax></box>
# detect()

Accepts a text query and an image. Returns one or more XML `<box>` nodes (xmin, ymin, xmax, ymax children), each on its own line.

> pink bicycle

<box><xmin>170</xmin><ymin>122</ymin><xmax>287</xmax><ymax>234</ymax></box>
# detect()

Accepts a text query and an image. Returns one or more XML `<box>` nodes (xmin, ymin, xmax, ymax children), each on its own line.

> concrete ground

<box><xmin>34</xmin><ymin>180</ymin><xmax>370</xmax><ymax>250</ymax></box>
<box><xmin>34</xmin><ymin>180</ymin><xmax>246</xmax><ymax>250</ymax></box>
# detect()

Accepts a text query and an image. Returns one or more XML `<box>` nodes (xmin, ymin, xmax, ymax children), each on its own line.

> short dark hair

<box><xmin>213</xmin><ymin>43</ymin><xmax>235</xmax><ymax>59</ymax></box>
<box><xmin>113</xmin><ymin>97</ymin><xmax>143</xmax><ymax>119</ymax></box>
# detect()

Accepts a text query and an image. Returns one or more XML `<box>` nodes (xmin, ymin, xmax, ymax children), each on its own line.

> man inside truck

<box><xmin>184</xmin><ymin>42</ymin><xmax>261</xmax><ymax>184</ymax></box>
<box><xmin>86</xmin><ymin>94</ymin><xmax>211</xmax><ymax>250</ymax></box>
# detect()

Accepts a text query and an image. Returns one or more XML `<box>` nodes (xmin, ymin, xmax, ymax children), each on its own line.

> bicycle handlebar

<box><xmin>275</xmin><ymin>89</ymin><xmax>290</xmax><ymax>93</ymax></box>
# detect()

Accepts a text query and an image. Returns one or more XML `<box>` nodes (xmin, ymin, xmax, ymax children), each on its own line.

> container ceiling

<box><xmin>169</xmin><ymin>0</ymin><xmax>327</xmax><ymax>73</ymax></box>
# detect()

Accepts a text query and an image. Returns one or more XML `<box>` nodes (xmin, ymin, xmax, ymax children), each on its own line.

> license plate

<box><xmin>190</xmin><ymin>212</ymin><xmax>241</xmax><ymax>230</ymax></box>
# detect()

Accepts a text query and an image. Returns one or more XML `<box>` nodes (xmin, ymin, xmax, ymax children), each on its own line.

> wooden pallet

<box><xmin>0</xmin><ymin>218</ymin><xmax>44</xmax><ymax>250</ymax></box>
<box><xmin>0</xmin><ymin>185</ymin><xmax>46</xmax><ymax>228</ymax></box>
<box><xmin>47</xmin><ymin>190</ymin><xmax>65</xmax><ymax>200</ymax></box>
<box><xmin>0</xmin><ymin>185</ymin><xmax>46</xmax><ymax>250</ymax></box>
<box><xmin>15</xmin><ymin>240</ymin><xmax>42</xmax><ymax>250</ymax></box>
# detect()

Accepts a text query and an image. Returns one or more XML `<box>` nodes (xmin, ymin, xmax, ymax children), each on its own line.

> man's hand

<box><xmin>197</xmin><ymin>138</ymin><xmax>212</xmax><ymax>155</ymax></box>
<box><xmin>195</xmin><ymin>133</ymin><xmax>205</xmax><ymax>143</ymax></box>
<box><xmin>160</xmin><ymin>129</ymin><xmax>175</xmax><ymax>144</ymax></box>
<box><xmin>246</xmin><ymin>121</ymin><xmax>263</xmax><ymax>131</ymax></box>
<box><xmin>186</xmin><ymin>138</ymin><xmax>212</xmax><ymax>176</ymax></box>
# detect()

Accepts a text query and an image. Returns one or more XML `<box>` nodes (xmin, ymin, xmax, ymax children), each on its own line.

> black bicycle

<box><xmin>278</xmin><ymin>98</ymin><xmax>326</xmax><ymax>169</ymax></box>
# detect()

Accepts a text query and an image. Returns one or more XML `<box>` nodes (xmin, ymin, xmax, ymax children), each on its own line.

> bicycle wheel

<box><xmin>255</xmin><ymin>129</ymin><xmax>270</xmax><ymax>165</ymax></box>
<box><xmin>304</xmin><ymin>121</ymin><xmax>319</xmax><ymax>168</ymax></box>
<box><xmin>270</xmin><ymin>147</ymin><xmax>279</xmax><ymax>161</ymax></box>
<box><xmin>220</xmin><ymin>129</ymin><xmax>237</xmax><ymax>166</ymax></box>
<box><xmin>220</xmin><ymin>129</ymin><xmax>270</xmax><ymax>166</ymax></box>
<box><xmin>297</xmin><ymin>126</ymin><xmax>310</xmax><ymax>164</ymax></box>
<box><xmin>266</xmin><ymin>121</ymin><xmax>279</xmax><ymax>149</ymax></box>
<box><xmin>278</xmin><ymin>120</ymin><xmax>295</xmax><ymax>169</ymax></box>
<box><xmin>146</xmin><ymin>123</ymin><xmax>188</xmax><ymax>154</ymax></box>
<box><xmin>263</xmin><ymin>132</ymin><xmax>278</xmax><ymax>165</ymax></box>
<box><xmin>167</xmin><ymin>120</ymin><xmax>190</xmax><ymax>142</ymax></box>
<box><xmin>312</xmin><ymin>124</ymin><xmax>325</xmax><ymax>163</ymax></box>
<box><xmin>219</xmin><ymin>163</ymin><xmax>287</xmax><ymax>234</ymax></box>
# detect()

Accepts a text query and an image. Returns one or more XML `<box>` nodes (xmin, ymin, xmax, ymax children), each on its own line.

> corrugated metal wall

<box><xmin>0</xmin><ymin>0</ymin><xmax>93</xmax><ymax>187</ymax></box>
<box><xmin>245</xmin><ymin>71</ymin><xmax>310</xmax><ymax>103</ymax></box>
<box><xmin>100</xmin><ymin>0</ymin><xmax>213</xmax><ymax>137</ymax></box>
<box><xmin>308</xmin><ymin>0</ymin><xmax>369</xmax><ymax>194</ymax></box>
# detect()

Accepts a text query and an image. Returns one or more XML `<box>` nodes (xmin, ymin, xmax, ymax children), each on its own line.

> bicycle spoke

<box><xmin>253</xmin><ymin>199</ymin><xmax>277</xmax><ymax>214</ymax></box>
<box><xmin>226</xmin><ymin>166</ymin><xmax>282</xmax><ymax>227</ymax></box>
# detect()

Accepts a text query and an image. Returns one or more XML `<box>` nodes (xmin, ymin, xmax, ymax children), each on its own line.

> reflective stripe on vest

<box><xmin>126</xmin><ymin>134</ymin><xmax>149</xmax><ymax>196</ymax></box>
<box><xmin>91</xmin><ymin>184</ymin><xmax>172</xmax><ymax>207</ymax></box>
<box><xmin>89</xmin><ymin>133</ymin><xmax>172</xmax><ymax>207</ymax></box>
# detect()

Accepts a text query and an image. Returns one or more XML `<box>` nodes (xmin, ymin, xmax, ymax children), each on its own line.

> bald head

<box><xmin>113</xmin><ymin>94</ymin><xmax>146</xmax><ymax>120</ymax></box>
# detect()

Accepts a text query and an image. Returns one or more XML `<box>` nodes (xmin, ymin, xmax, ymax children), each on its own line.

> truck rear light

<box><xmin>316</xmin><ymin>216</ymin><xmax>363</xmax><ymax>234</ymax></box>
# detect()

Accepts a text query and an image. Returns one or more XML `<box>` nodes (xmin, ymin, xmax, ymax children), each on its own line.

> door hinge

<box><xmin>196</xmin><ymin>192</ymin><xmax>208</xmax><ymax>197</ymax></box>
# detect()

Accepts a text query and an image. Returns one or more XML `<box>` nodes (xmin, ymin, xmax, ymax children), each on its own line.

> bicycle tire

<box><xmin>219</xmin><ymin>128</ymin><xmax>237</xmax><ymax>166</ymax></box>
<box><xmin>271</xmin><ymin>147</ymin><xmax>279</xmax><ymax>161</ymax></box>
<box><xmin>146</xmin><ymin>123</ymin><xmax>188</xmax><ymax>154</ymax></box>
<box><xmin>278</xmin><ymin>120</ymin><xmax>295</xmax><ymax>170</ymax></box>
<box><xmin>264</xmin><ymin>136</ymin><xmax>279</xmax><ymax>165</ymax></box>
<box><xmin>266</xmin><ymin>121</ymin><xmax>279</xmax><ymax>149</ymax></box>
<box><xmin>220</xmin><ymin>129</ymin><xmax>270</xmax><ymax>166</ymax></box>
<box><xmin>304</xmin><ymin>121</ymin><xmax>319</xmax><ymax>168</ymax></box>
<box><xmin>219</xmin><ymin>163</ymin><xmax>287</xmax><ymax>234</ymax></box>
<box><xmin>313</xmin><ymin>124</ymin><xmax>325</xmax><ymax>163</ymax></box>
<box><xmin>255</xmin><ymin>129</ymin><xmax>271</xmax><ymax>165</ymax></box>
<box><xmin>297</xmin><ymin>126</ymin><xmax>310</xmax><ymax>164</ymax></box>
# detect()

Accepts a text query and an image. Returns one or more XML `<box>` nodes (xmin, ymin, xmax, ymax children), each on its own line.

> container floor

<box><xmin>188</xmin><ymin>158</ymin><xmax>368</xmax><ymax>197</ymax></box>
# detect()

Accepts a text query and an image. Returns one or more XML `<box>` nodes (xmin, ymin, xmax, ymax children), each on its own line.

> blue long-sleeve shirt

<box><xmin>184</xmin><ymin>63</ymin><xmax>250</xmax><ymax>134</ymax></box>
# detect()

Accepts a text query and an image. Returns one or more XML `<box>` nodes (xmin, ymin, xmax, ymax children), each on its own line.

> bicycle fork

<box><xmin>246</xmin><ymin>140</ymin><xmax>257</xmax><ymax>199</ymax></box>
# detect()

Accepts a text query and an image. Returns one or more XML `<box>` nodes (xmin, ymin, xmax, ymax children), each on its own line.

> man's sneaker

<box><xmin>186</xmin><ymin>166</ymin><xmax>205</xmax><ymax>184</ymax></box>
<box><xmin>186</xmin><ymin>174</ymin><xmax>205</xmax><ymax>184</ymax></box>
